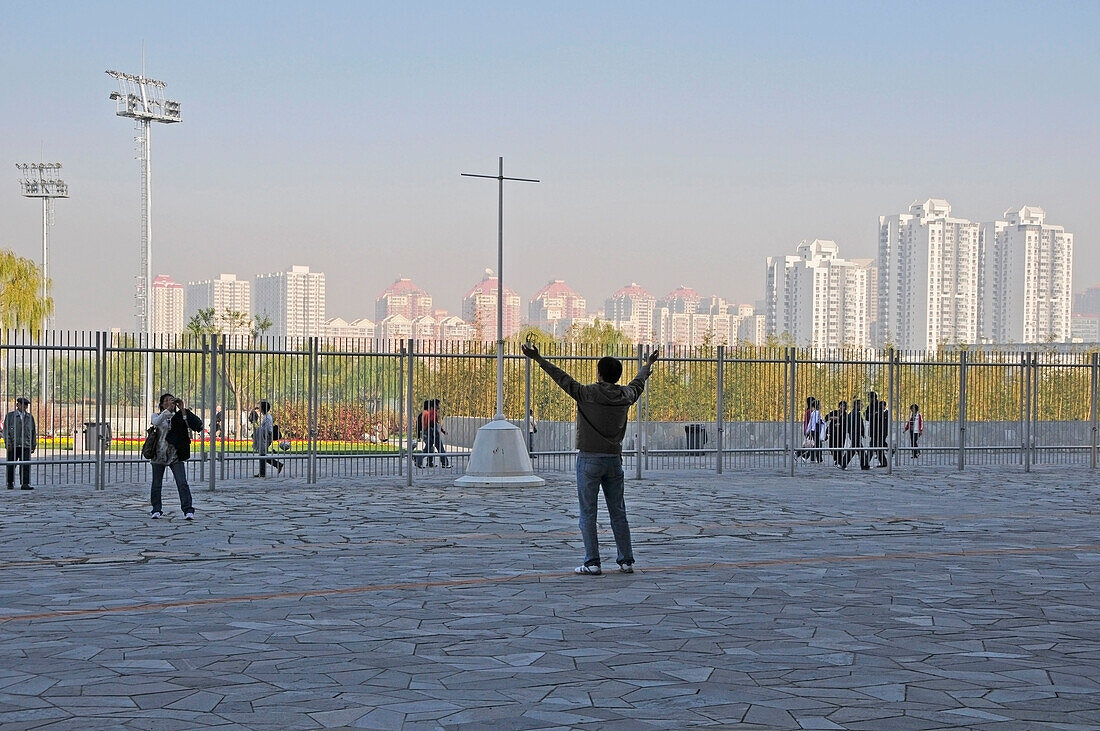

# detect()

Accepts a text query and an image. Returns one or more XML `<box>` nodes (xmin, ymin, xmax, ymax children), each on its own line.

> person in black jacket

<box><xmin>848</xmin><ymin>397</ymin><xmax>869</xmax><ymax>470</ymax></box>
<box><xmin>149</xmin><ymin>392</ymin><xmax>204</xmax><ymax>520</ymax></box>
<box><xmin>864</xmin><ymin>391</ymin><xmax>890</xmax><ymax>468</ymax></box>
<box><xmin>825</xmin><ymin>400</ymin><xmax>850</xmax><ymax>468</ymax></box>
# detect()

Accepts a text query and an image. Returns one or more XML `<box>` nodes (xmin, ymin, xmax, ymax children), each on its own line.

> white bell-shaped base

<box><xmin>453</xmin><ymin>419</ymin><xmax>546</xmax><ymax>488</ymax></box>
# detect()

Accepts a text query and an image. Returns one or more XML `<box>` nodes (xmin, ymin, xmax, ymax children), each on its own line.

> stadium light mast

<box><xmin>16</xmin><ymin>163</ymin><xmax>67</xmax><ymax>333</ymax></box>
<box><xmin>16</xmin><ymin>162</ymin><xmax>67</xmax><ymax>410</ymax></box>
<box><xmin>106</xmin><ymin>66</ymin><xmax>180</xmax><ymax>409</ymax></box>
<box><xmin>454</xmin><ymin>157</ymin><xmax>544</xmax><ymax>488</ymax></box>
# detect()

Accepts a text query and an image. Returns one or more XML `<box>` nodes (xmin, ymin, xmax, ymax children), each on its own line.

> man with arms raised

<box><xmin>521</xmin><ymin>343</ymin><xmax>659</xmax><ymax>575</ymax></box>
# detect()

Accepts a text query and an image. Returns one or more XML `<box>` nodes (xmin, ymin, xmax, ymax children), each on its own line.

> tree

<box><xmin>0</xmin><ymin>250</ymin><xmax>52</xmax><ymax>337</ymax></box>
<box><xmin>186</xmin><ymin>308</ymin><xmax>275</xmax><ymax>437</ymax></box>
<box><xmin>564</xmin><ymin>319</ymin><xmax>631</xmax><ymax>349</ymax></box>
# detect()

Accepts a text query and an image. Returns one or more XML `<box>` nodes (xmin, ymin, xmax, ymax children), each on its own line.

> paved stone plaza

<box><xmin>0</xmin><ymin>465</ymin><xmax>1097</xmax><ymax>729</ymax></box>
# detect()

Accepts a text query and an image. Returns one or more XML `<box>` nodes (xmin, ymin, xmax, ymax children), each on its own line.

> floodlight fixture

<box><xmin>17</xmin><ymin>161</ymin><xmax>68</xmax><ymax>406</ymax></box>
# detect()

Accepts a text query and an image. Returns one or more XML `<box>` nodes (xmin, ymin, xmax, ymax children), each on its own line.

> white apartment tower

<box><xmin>529</xmin><ymin>279</ymin><xmax>587</xmax><ymax>337</ymax></box>
<box><xmin>375</xmin><ymin>278</ymin><xmax>434</xmax><ymax>322</ymax></box>
<box><xmin>254</xmin><ymin>265</ymin><xmax>326</xmax><ymax>338</ymax></box>
<box><xmin>605</xmin><ymin>283</ymin><xmax>656</xmax><ymax>343</ymax></box>
<box><xmin>765</xmin><ymin>240</ymin><xmax>872</xmax><ymax>349</ymax></box>
<box><xmin>878</xmin><ymin>199</ymin><xmax>980</xmax><ymax>350</ymax></box>
<box><xmin>150</xmin><ymin>274</ymin><xmax>185</xmax><ymax>335</ymax></box>
<box><xmin>462</xmin><ymin>271</ymin><xmax>522</xmax><ymax>340</ymax></box>
<box><xmin>185</xmin><ymin>273</ymin><xmax>252</xmax><ymax>336</ymax></box>
<box><xmin>979</xmin><ymin>206</ymin><xmax>1073</xmax><ymax>343</ymax></box>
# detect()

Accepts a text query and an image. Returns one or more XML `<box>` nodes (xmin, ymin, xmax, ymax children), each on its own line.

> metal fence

<box><xmin>2</xmin><ymin>332</ymin><xmax>1097</xmax><ymax>489</ymax></box>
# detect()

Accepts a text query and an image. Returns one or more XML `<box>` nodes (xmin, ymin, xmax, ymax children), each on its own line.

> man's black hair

<box><xmin>260</xmin><ymin>400</ymin><xmax>271</xmax><ymax>413</ymax></box>
<box><xmin>597</xmin><ymin>356</ymin><xmax>623</xmax><ymax>384</ymax></box>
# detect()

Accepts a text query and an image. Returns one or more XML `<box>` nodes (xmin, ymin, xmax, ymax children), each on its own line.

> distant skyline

<box><xmin>2</xmin><ymin>1</ymin><xmax>1098</xmax><ymax>331</ymax></box>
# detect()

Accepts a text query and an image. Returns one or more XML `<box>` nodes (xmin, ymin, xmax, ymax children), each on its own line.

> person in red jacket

<box><xmin>903</xmin><ymin>403</ymin><xmax>924</xmax><ymax>458</ymax></box>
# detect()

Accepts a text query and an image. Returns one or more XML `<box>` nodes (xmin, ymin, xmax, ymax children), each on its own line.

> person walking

<box><xmin>149</xmin><ymin>392</ymin><xmax>203</xmax><ymax>519</ymax></box>
<box><xmin>253</xmin><ymin>401</ymin><xmax>284</xmax><ymax>477</ymax></box>
<box><xmin>521</xmin><ymin>342</ymin><xmax>659</xmax><ymax>576</ymax></box>
<box><xmin>865</xmin><ymin>391</ymin><xmax>890</xmax><ymax>468</ymax></box>
<box><xmin>4</xmin><ymin>397</ymin><xmax>37</xmax><ymax>490</ymax></box>
<box><xmin>807</xmin><ymin>398</ymin><xmax>824</xmax><ymax>463</ymax></box>
<box><xmin>527</xmin><ymin>408</ymin><xmax>538</xmax><ymax>457</ymax></box>
<box><xmin>826</xmin><ymin>400</ymin><xmax>850</xmax><ymax>468</ymax></box>
<box><xmin>904</xmin><ymin>403</ymin><xmax>924</xmax><ymax>457</ymax></box>
<box><xmin>848</xmin><ymin>397</ymin><xmax>869</xmax><ymax>470</ymax></box>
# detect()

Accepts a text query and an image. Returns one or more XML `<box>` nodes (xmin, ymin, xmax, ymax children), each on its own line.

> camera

<box><xmin>174</xmin><ymin>398</ymin><xmax>183</xmax><ymax>407</ymax></box>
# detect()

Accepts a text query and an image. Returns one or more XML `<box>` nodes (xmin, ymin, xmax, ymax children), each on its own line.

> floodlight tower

<box><xmin>106</xmin><ymin>67</ymin><xmax>180</xmax><ymax>409</ymax></box>
<box><xmin>16</xmin><ymin>162</ymin><xmax>67</xmax><ymax>409</ymax></box>
<box><xmin>16</xmin><ymin>163</ymin><xmax>68</xmax><ymax>333</ymax></box>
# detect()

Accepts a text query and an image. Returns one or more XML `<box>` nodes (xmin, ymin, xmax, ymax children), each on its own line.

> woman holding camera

<box><xmin>149</xmin><ymin>392</ymin><xmax>203</xmax><ymax>520</ymax></box>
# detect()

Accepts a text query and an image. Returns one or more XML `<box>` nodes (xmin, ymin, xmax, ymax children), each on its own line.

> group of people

<box><xmin>147</xmin><ymin>395</ymin><xmax>291</xmax><ymax>519</ymax></box>
<box><xmin>802</xmin><ymin>393</ymin><xmax>925</xmax><ymax>469</ymax></box>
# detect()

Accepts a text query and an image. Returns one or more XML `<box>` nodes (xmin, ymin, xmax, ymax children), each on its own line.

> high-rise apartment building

<box><xmin>462</xmin><ymin>272</ymin><xmax>521</xmax><ymax>340</ymax></box>
<box><xmin>654</xmin><ymin>286</ymin><xmax>715</xmax><ymax>347</ymax></box>
<box><xmin>766</xmin><ymin>240</ymin><xmax>872</xmax><ymax>349</ymax></box>
<box><xmin>254</xmin><ymin>265</ymin><xmax>326</xmax><ymax>338</ymax></box>
<box><xmin>185</xmin><ymin>273</ymin><xmax>252</xmax><ymax>336</ymax></box>
<box><xmin>375</xmin><ymin>278</ymin><xmax>434</xmax><ymax>322</ymax></box>
<box><xmin>528</xmin><ymin>279</ymin><xmax>587</xmax><ymax>336</ymax></box>
<box><xmin>150</xmin><ymin>274</ymin><xmax>185</xmax><ymax>335</ymax></box>
<box><xmin>878</xmin><ymin>199</ymin><xmax>980</xmax><ymax>350</ymax></box>
<box><xmin>605</xmin><ymin>283</ymin><xmax>656</xmax><ymax>343</ymax></box>
<box><xmin>979</xmin><ymin>206</ymin><xmax>1073</xmax><ymax>343</ymax></box>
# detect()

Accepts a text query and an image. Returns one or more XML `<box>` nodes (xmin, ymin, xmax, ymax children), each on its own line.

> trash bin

<box><xmin>83</xmin><ymin>422</ymin><xmax>112</xmax><ymax>451</ymax></box>
<box><xmin>685</xmin><ymin>424</ymin><xmax>707</xmax><ymax>452</ymax></box>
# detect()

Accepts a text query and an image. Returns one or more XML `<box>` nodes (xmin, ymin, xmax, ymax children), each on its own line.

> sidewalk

<box><xmin>1</xmin><ymin>467</ymin><xmax>1098</xmax><ymax>729</ymax></box>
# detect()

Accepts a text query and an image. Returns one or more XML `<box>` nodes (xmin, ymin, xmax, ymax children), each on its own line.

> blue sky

<box><xmin>2</xmin><ymin>1</ymin><xmax>1098</xmax><ymax>330</ymax></box>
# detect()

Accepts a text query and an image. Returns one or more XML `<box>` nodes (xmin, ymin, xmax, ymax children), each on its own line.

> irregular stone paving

<box><xmin>0</xmin><ymin>465</ymin><xmax>1097</xmax><ymax>729</ymax></box>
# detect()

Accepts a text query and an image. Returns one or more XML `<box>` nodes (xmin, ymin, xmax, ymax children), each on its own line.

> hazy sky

<box><xmin>2</xmin><ymin>1</ymin><xmax>1098</xmax><ymax>331</ymax></box>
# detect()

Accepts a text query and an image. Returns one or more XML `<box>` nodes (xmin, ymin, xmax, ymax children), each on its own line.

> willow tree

<box><xmin>0</xmin><ymin>250</ymin><xmax>52</xmax><ymax>337</ymax></box>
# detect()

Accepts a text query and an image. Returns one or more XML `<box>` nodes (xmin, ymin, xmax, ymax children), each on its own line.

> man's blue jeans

<box><xmin>576</xmin><ymin>452</ymin><xmax>634</xmax><ymax>568</ymax></box>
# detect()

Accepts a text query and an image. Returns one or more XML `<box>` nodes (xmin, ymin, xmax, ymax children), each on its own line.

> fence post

<box><xmin>405</xmin><ymin>339</ymin><xmax>415</xmax><ymax>487</ymax></box>
<box><xmin>716</xmin><ymin>345</ymin><xmax>724</xmax><ymax>475</ymax></box>
<box><xmin>788</xmin><ymin>347</ymin><xmax>797</xmax><ymax>477</ymax></box>
<box><xmin>636</xmin><ymin>344</ymin><xmax>644</xmax><ymax>480</ymax></box>
<box><xmin>306</xmin><ymin>337</ymin><xmax>317</xmax><ymax>484</ymax></box>
<box><xmin>206</xmin><ymin>334</ymin><xmax>217</xmax><ymax>492</ymax></box>
<box><xmin>94</xmin><ymin>331</ymin><xmax>105</xmax><ymax>491</ymax></box>
<box><xmin>1023</xmin><ymin>353</ymin><xmax>1032</xmax><ymax>473</ymax></box>
<box><xmin>957</xmin><ymin>350</ymin><xmax>967</xmax><ymax>471</ymax></box>
<box><xmin>524</xmin><ymin>354</ymin><xmax>532</xmax><ymax>461</ymax></box>
<box><xmin>1091</xmin><ymin>352</ymin><xmax>1098</xmax><ymax>470</ymax></box>
<box><xmin>887</xmin><ymin>348</ymin><xmax>895</xmax><ymax>476</ymax></box>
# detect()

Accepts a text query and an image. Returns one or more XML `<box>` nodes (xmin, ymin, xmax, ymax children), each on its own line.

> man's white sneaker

<box><xmin>150</xmin><ymin>511</ymin><xmax>162</xmax><ymax>519</ymax></box>
<box><xmin>184</xmin><ymin>512</ymin><xmax>195</xmax><ymax>520</ymax></box>
<box><xmin>574</xmin><ymin>564</ymin><xmax>602</xmax><ymax>575</ymax></box>
<box><xmin>619</xmin><ymin>564</ymin><xmax>634</xmax><ymax>574</ymax></box>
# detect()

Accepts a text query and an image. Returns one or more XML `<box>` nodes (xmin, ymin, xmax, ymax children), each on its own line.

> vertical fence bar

<box><xmin>1091</xmin><ymin>352</ymin><xmax>1098</xmax><ymax>470</ymax></box>
<box><xmin>788</xmin><ymin>347</ymin><xmax>797</xmax><ymax>477</ymax></box>
<box><xmin>887</xmin><ymin>348</ymin><xmax>895</xmax><ymax>475</ymax></box>
<box><xmin>94</xmin><ymin>331</ymin><xmax>105</xmax><ymax>490</ymax></box>
<box><xmin>524</xmin><ymin>354</ymin><xmax>532</xmax><ymax>461</ymax></box>
<box><xmin>308</xmin><ymin>337</ymin><xmax>318</xmax><ymax>484</ymax></box>
<box><xmin>405</xmin><ymin>339</ymin><xmax>414</xmax><ymax>486</ymax></box>
<box><xmin>1024</xmin><ymin>353</ymin><xmax>1032</xmax><ymax>473</ymax></box>
<box><xmin>716</xmin><ymin>345</ymin><xmax>724</xmax><ymax>475</ymax></box>
<box><xmin>635</xmin><ymin>344</ymin><xmax>643</xmax><ymax>480</ymax></box>
<box><xmin>957</xmin><ymin>350</ymin><xmax>967</xmax><ymax>471</ymax></box>
<box><xmin>208</xmin><ymin>334</ymin><xmax>218</xmax><ymax>492</ymax></box>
